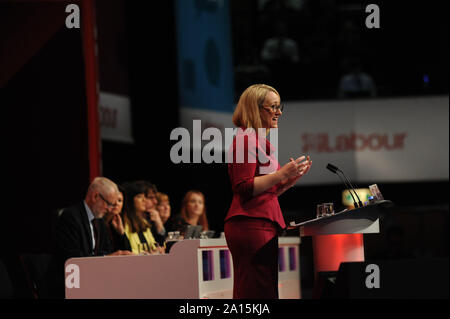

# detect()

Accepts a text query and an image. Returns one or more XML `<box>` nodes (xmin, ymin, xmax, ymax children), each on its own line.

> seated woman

<box><xmin>167</xmin><ymin>190</ymin><xmax>209</xmax><ymax>236</ymax></box>
<box><xmin>122</xmin><ymin>181</ymin><xmax>161</xmax><ymax>254</ymax></box>
<box><xmin>142</xmin><ymin>182</ymin><xmax>167</xmax><ymax>246</ymax></box>
<box><xmin>156</xmin><ymin>192</ymin><xmax>171</xmax><ymax>226</ymax></box>
<box><xmin>103</xmin><ymin>185</ymin><xmax>132</xmax><ymax>252</ymax></box>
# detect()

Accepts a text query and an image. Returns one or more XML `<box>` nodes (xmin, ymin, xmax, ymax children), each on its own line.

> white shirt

<box><xmin>83</xmin><ymin>201</ymin><xmax>96</xmax><ymax>252</ymax></box>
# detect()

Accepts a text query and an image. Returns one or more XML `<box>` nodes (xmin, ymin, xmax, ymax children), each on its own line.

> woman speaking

<box><xmin>224</xmin><ymin>84</ymin><xmax>312</xmax><ymax>299</ymax></box>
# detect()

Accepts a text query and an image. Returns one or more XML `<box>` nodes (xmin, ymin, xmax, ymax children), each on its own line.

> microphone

<box><xmin>326</xmin><ymin>164</ymin><xmax>358</xmax><ymax>208</ymax></box>
<box><xmin>326</xmin><ymin>163</ymin><xmax>363</xmax><ymax>208</ymax></box>
<box><xmin>326</xmin><ymin>163</ymin><xmax>339</xmax><ymax>174</ymax></box>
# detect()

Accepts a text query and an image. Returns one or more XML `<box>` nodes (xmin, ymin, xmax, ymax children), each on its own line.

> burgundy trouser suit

<box><xmin>225</xmin><ymin>216</ymin><xmax>280</xmax><ymax>299</ymax></box>
<box><xmin>225</xmin><ymin>129</ymin><xmax>286</xmax><ymax>299</ymax></box>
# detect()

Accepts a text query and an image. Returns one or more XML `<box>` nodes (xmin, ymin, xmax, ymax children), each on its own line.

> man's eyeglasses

<box><xmin>262</xmin><ymin>104</ymin><xmax>284</xmax><ymax>112</ymax></box>
<box><xmin>98</xmin><ymin>193</ymin><xmax>116</xmax><ymax>208</ymax></box>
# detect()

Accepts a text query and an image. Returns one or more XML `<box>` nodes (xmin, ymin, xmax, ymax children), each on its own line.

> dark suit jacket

<box><xmin>55</xmin><ymin>202</ymin><xmax>114</xmax><ymax>262</ymax></box>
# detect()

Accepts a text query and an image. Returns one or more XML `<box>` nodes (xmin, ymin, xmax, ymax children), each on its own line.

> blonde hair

<box><xmin>156</xmin><ymin>192</ymin><xmax>169</xmax><ymax>204</ymax></box>
<box><xmin>232</xmin><ymin>84</ymin><xmax>280</xmax><ymax>129</ymax></box>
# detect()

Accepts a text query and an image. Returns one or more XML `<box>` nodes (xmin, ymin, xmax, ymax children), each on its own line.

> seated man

<box><xmin>56</xmin><ymin>177</ymin><xmax>134</xmax><ymax>262</ymax></box>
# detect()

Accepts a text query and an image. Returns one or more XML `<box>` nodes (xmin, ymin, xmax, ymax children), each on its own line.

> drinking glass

<box><xmin>323</xmin><ymin>203</ymin><xmax>335</xmax><ymax>216</ymax></box>
<box><xmin>316</xmin><ymin>204</ymin><xmax>325</xmax><ymax>218</ymax></box>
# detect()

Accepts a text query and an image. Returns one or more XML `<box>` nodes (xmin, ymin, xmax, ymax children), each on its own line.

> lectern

<box><xmin>289</xmin><ymin>200</ymin><xmax>393</xmax><ymax>276</ymax></box>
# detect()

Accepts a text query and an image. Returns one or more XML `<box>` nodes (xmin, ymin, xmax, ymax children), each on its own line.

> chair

<box><xmin>0</xmin><ymin>259</ymin><xmax>14</xmax><ymax>299</ymax></box>
<box><xmin>50</xmin><ymin>208</ymin><xmax>65</xmax><ymax>239</ymax></box>
<box><xmin>19</xmin><ymin>253</ymin><xmax>63</xmax><ymax>299</ymax></box>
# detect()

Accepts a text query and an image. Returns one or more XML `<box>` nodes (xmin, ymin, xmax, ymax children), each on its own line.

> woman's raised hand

<box><xmin>294</xmin><ymin>155</ymin><xmax>312</xmax><ymax>177</ymax></box>
<box><xmin>111</xmin><ymin>214</ymin><xmax>125</xmax><ymax>235</ymax></box>
<box><xmin>279</xmin><ymin>155</ymin><xmax>311</xmax><ymax>180</ymax></box>
<box><xmin>276</xmin><ymin>156</ymin><xmax>312</xmax><ymax>196</ymax></box>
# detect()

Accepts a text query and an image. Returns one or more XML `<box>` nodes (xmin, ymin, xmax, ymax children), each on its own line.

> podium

<box><xmin>289</xmin><ymin>200</ymin><xmax>393</xmax><ymax>276</ymax></box>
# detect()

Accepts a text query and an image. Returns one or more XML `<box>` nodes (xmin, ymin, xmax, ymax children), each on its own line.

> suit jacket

<box><xmin>55</xmin><ymin>202</ymin><xmax>114</xmax><ymax>262</ymax></box>
<box><xmin>225</xmin><ymin>128</ymin><xmax>286</xmax><ymax>229</ymax></box>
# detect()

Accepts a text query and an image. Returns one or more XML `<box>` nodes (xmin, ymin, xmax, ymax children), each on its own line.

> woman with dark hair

<box><xmin>141</xmin><ymin>181</ymin><xmax>167</xmax><ymax>246</ymax></box>
<box><xmin>103</xmin><ymin>185</ymin><xmax>132</xmax><ymax>252</ymax></box>
<box><xmin>122</xmin><ymin>181</ymin><xmax>160</xmax><ymax>254</ymax></box>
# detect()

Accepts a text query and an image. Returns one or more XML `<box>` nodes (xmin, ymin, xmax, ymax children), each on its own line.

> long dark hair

<box><xmin>122</xmin><ymin>181</ymin><xmax>151</xmax><ymax>233</ymax></box>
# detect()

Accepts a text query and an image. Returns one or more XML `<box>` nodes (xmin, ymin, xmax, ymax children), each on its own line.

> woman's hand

<box><xmin>277</xmin><ymin>156</ymin><xmax>312</xmax><ymax>196</ymax></box>
<box><xmin>294</xmin><ymin>155</ymin><xmax>312</xmax><ymax>177</ymax></box>
<box><xmin>150</xmin><ymin>245</ymin><xmax>166</xmax><ymax>255</ymax></box>
<box><xmin>278</xmin><ymin>155</ymin><xmax>310</xmax><ymax>180</ymax></box>
<box><xmin>287</xmin><ymin>156</ymin><xmax>312</xmax><ymax>183</ymax></box>
<box><xmin>253</xmin><ymin>156</ymin><xmax>311</xmax><ymax>197</ymax></box>
<box><xmin>111</xmin><ymin>214</ymin><xmax>125</xmax><ymax>235</ymax></box>
<box><xmin>107</xmin><ymin>250</ymin><xmax>135</xmax><ymax>256</ymax></box>
<box><xmin>146</xmin><ymin>209</ymin><xmax>165</xmax><ymax>233</ymax></box>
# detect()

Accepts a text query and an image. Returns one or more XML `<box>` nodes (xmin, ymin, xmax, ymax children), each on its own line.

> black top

<box><xmin>105</xmin><ymin>220</ymin><xmax>132</xmax><ymax>252</ymax></box>
<box><xmin>150</xmin><ymin>224</ymin><xmax>166</xmax><ymax>246</ymax></box>
<box><xmin>143</xmin><ymin>214</ymin><xmax>167</xmax><ymax>246</ymax></box>
<box><xmin>164</xmin><ymin>214</ymin><xmax>189</xmax><ymax>234</ymax></box>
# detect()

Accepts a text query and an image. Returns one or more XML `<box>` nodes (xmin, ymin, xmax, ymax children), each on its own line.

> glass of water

<box><xmin>323</xmin><ymin>203</ymin><xmax>335</xmax><ymax>216</ymax></box>
<box><xmin>316</xmin><ymin>204</ymin><xmax>325</xmax><ymax>218</ymax></box>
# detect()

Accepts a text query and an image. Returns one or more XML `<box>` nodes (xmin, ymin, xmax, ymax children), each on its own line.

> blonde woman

<box><xmin>103</xmin><ymin>185</ymin><xmax>132</xmax><ymax>252</ymax></box>
<box><xmin>224</xmin><ymin>84</ymin><xmax>312</xmax><ymax>299</ymax></box>
<box><xmin>156</xmin><ymin>192</ymin><xmax>171</xmax><ymax>225</ymax></box>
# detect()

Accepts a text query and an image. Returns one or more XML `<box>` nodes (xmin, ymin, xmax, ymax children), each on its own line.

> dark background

<box><xmin>1</xmin><ymin>0</ymin><xmax>448</xmax><ymax>298</ymax></box>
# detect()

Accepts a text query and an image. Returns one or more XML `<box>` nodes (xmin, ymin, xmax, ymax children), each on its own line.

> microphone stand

<box><xmin>338</xmin><ymin>169</ymin><xmax>363</xmax><ymax>208</ymax></box>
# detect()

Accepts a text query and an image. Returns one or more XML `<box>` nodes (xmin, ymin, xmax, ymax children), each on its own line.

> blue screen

<box><xmin>174</xmin><ymin>0</ymin><xmax>234</xmax><ymax>112</ymax></box>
